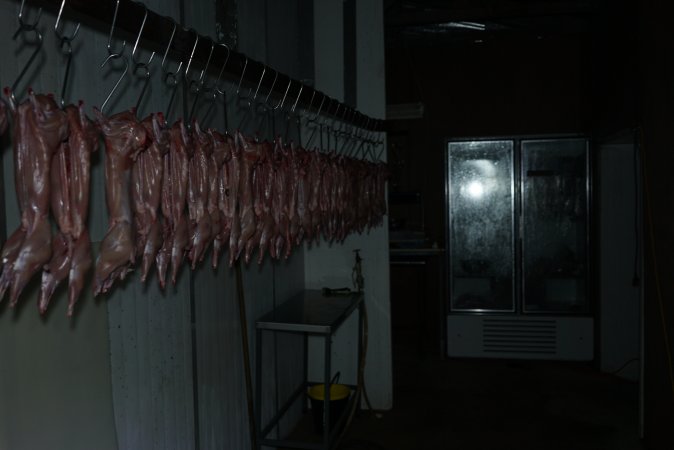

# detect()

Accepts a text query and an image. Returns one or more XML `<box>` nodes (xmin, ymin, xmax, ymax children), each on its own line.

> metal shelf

<box><xmin>255</xmin><ymin>290</ymin><xmax>364</xmax><ymax>450</ymax></box>
<box><xmin>256</xmin><ymin>290</ymin><xmax>363</xmax><ymax>335</ymax></box>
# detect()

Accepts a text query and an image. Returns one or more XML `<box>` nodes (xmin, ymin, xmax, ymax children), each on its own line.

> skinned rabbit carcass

<box><xmin>93</xmin><ymin>108</ymin><xmax>147</xmax><ymax>296</ymax></box>
<box><xmin>0</xmin><ymin>89</ymin><xmax>68</xmax><ymax>307</ymax></box>
<box><xmin>39</xmin><ymin>102</ymin><xmax>98</xmax><ymax>315</ymax></box>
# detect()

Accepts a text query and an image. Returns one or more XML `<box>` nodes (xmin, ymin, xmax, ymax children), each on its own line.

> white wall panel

<box><xmin>599</xmin><ymin>141</ymin><xmax>641</xmax><ymax>381</ymax></box>
<box><xmin>305</xmin><ymin>0</ymin><xmax>391</xmax><ymax>410</ymax></box>
<box><xmin>354</xmin><ymin>0</ymin><xmax>392</xmax><ymax>410</ymax></box>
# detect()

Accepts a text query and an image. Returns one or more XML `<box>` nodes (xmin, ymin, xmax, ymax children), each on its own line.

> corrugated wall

<box><xmin>102</xmin><ymin>0</ymin><xmax>199</xmax><ymax>447</ymax></box>
<box><xmin>186</xmin><ymin>1</ymin><xmax>306</xmax><ymax>448</ymax></box>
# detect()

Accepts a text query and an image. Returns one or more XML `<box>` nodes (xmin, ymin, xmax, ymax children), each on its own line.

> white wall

<box><xmin>599</xmin><ymin>140</ymin><xmax>641</xmax><ymax>382</ymax></box>
<box><xmin>306</xmin><ymin>0</ymin><xmax>392</xmax><ymax>410</ymax></box>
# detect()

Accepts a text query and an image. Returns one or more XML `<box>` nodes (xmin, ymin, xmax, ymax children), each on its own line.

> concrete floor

<box><xmin>287</xmin><ymin>334</ymin><xmax>642</xmax><ymax>450</ymax></box>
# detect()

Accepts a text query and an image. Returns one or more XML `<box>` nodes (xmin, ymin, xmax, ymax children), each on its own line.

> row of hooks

<box><xmin>9</xmin><ymin>0</ymin><xmax>385</xmax><ymax>159</ymax></box>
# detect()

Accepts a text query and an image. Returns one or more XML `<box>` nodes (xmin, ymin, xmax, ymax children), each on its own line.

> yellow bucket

<box><xmin>307</xmin><ymin>383</ymin><xmax>351</xmax><ymax>401</ymax></box>
<box><xmin>307</xmin><ymin>376</ymin><xmax>351</xmax><ymax>434</ymax></box>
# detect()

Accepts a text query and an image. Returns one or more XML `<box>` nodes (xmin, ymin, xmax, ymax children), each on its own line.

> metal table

<box><xmin>255</xmin><ymin>290</ymin><xmax>364</xmax><ymax>450</ymax></box>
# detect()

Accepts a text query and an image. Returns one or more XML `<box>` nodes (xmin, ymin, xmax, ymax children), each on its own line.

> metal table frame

<box><xmin>255</xmin><ymin>290</ymin><xmax>364</xmax><ymax>450</ymax></box>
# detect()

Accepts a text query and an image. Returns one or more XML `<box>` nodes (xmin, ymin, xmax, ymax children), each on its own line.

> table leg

<box><xmin>255</xmin><ymin>328</ymin><xmax>263</xmax><ymax>449</ymax></box>
<box><xmin>323</xmin><ymin>336</ymin><xmax>331</xmax><ymax>450</ymax></box>
<box><xmin>303</xmin><ymin>333</ymin><xmax>308</xmax><ymax>413</ymax></box>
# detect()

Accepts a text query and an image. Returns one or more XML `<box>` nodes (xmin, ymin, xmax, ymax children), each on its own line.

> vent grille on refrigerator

<box><xmin>482</xmin><ymin>318</ymin><xmax>557</xmax><ymax>355</ymax></box>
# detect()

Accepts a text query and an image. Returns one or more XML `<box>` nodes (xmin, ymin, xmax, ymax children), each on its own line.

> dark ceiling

<box><xmin>385</xmin><ymin>0</ymin><xmax>599</xmax><ymax>47</ymax></box>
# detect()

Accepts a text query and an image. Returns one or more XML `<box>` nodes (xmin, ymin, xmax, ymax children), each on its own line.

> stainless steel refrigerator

<box><xmin>446</xmin><ymin>137</ymin><xmax>593</xmax><ymax>360</ymax></box>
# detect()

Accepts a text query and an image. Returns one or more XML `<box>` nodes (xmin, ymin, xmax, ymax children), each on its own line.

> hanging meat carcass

<box><xmin>334</xmin><ymin>154</ymin><xmax>348</xmax><ymax>243</ymax></box>
<box><xmin>187</xmin><ymin>121</ymin><xmax>214</xmax><ymax>268</ymax></box>
<box><xmin>254</xmin><ymin>140</ymin><xmax>275</xmax><ymax>264</ymax></box>
<box><xmin>93</xmin><ymin>108</ymin><xmax>147</xmax><ymax>296</ymax></box>
<box><xmin>295</xmin><ymin>146</ymin><xmax>311</xmax><ymax>245</ymax></box>
<box><xmin>39</xmin><ymin>102</ymin><xmax>98</xmax><ymax>315</ymax></box>
<box><xmin>317</xmin><ymin>151</ymin><xmax>334</xmax><ymax>242</ymax></box>
<box><xmin>132</xmin><ymin>113</ymin><xmax>169</xmax><ymax>282</ymax></box>
<box><xmin>287</xmin><ymin>143</ymin><xmax>302</xmax><ymax>252</ymax></box>
<box><xmin>0</xmin><ymin>89</ymin><xmax>68</xmax><ymax>307</ymax></box>
<box><xmin>241</xmin><ymin>139</ymin><xmax>267</xmax><ymax>264</ymax></box>
<box><xmin>345</xmin><ymin>158</ymin><xmax>366</xmax><ymax>235</ymax></box>
<box><xmin>209</xmin><ymin>129</ymin><xmax>233</xmax><ymax>268</ymax></box>
<box><xmin>156</xmin><ymin>120</ymin><xmax>191</xmax><ymax>287</ymax></box>
<box><xmin>269</xmin><ymin>137</ymin><xmax>289</xmax><ymax>259</ymax></box>
<box><xmin>376</xmin><ymin>162</ymin><xmax>390</xmax><ymax>226</ymax></box>
<box><xmin>235</xmin><ymin>131</ymin><xmax>261</xmax><ymax>263</ymax></box>
<box><xmin>307</xmin><ymin>148</ymin><xmax>322</xmax><ymax>244</ymax></box>
<box><xmin>327</xmin><ymin>152</ymin><xmax>340</xmax><ymax>242</ymax></box>
<box><xmin>227</xmin><ymin>131</ymin><xmax>242</xmax><ymax>267</ymax></box>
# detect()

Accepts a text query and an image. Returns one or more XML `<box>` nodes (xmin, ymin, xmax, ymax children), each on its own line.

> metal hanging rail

<box><xmin>17</xmin><ymin>0</ymin><xmax>386</xmax><ymax>132</ymax></box>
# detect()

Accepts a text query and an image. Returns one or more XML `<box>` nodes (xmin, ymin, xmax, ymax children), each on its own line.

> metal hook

<box><xmin>161</xmin><ymin>19</ymin><xmax>183</xmax><ymax>85</ymax></box>
<box><xmin>334</xmin><ymin>105</ymin><xmax>347</xmax><ymax>138</ymax></box>
<box><xmin>195</xmin><ymin>41</ymin><xmax>215</xmax><ymax>88</ymax></box>
<box><xmin>253</xmin><ymin>68</ymin><xmax>276</xmax><ymax>137</ymax></box>
<box><xmin>241</xmin><ymin>65</ymin><xmax>266</xmax><ymax>134</ymax></box>
<box><xmin>295</xmin><ymin>89</ymin><xmax>315</xmax><ymax>146</ymax></box>
<box><xmin>10</xmin><ymin>0</ymin><xmax>44</xmax><ymax>107</ymax></box>
<box><xmin>188</xmin><ymin>40</ymin><xmax>215</xmax><ymax>122</ymax></box>
<box><xmin>235</xmin><ymin>56</ymin><xmax>250</xmax><ymax>101</ymax></box>
<box><xmin>305</xmin><ymin>94</ymin><xmax>326</xmax><ymax>148</ymax></box>
<box><xmin>100</xmin><ymin>53</ymin><xmax>129</xmax><ymax>114</ymax></box>
<box><xmin>16</xmin><ymin>0</ymin><xmax>42</xmax><ymax>34</ymax></box>
<box><xmin>329</xmin><ymin>103</ymin><xmax>341</xmax><ymax>139</ymax></box>
<box><xmin>317</xmin><ymin>98</ymin><xmax>331</xmax><ymax>151</ymax></box>
<box><xmin>338</xmin><ymin>110</ymin><xmax>354</xmax><ymax>154</ymax></box>
<box><xmin>55</xmin><ymin>0</ymin><xmax>80</xmax><ymax>42</ymax></box>
<box><xmin>262</xmin><ymin>70</ymin><xmax>278</xmax><ymax>107</ymax></box>
<box><xmin>106</xmin><ymin>0</ymin><xmax>126</xmax><ymax>56</ymax></box>
<box><xmin>339</xmin><ymin>109</ymin><xmax>351</xmax><ymax>137</ymax></box>
<box><xmin>307</xmin><ymin>94</ymin><xmax>325</xmax><ymax>123</ymax></box>
<box><xmin>344</xmin><ymin>117</ymin><xmax>359</xmax><ymax>157</ymax></box>
<box><xmin>251</xmin><ymin>66</ymin><xmax>266</xmax><ymax>105</ymax></box>
<box><xmin>290</xmin><ymin>84</ymin><xmax>303</xmax><ymax>114</ymax></box>
<box><xmin>284</xmin><ymin>84</ymin><xmax>303</xmax><ymax>141</ymax></box>
<box><xmin>197</xmin><ymin>43</ymin><xmax>230</xmax><ymax>125</ymax></box>
<box><xmin>272</xmin><ymin>79</ymin><xmax>292</xmax><ymax>111</ymax></box>
<box><xmin>183</xmin><ymin>30</ymin><xmax>200</xmax><ymax>83</ymax></box>
<box><xmin>303</xmin><ymin>90</ymin><xmax>315</xmax><ymax>118</ymax></box>
<box><xmin>132</xmin><ymin>4</ymin><xmax>156</xmax><ymax>113</ymax></box>
<box><xmin>131</xmin><ymin>4</ymin><xmax>155</xmax><ymax>66</ymax></box>
<box><xmin>236</xmin><ymin>61</ymin><xmax>266</xmax><ymax>133</ymax></box>
<box><xmin>100</xmin><ymin>0</ymin><xmax>128</xmax><ymax>114</ymax></box>
<box><xmin>54</xmin><ymin>0</ymin><xmax>80</xmax><ymax>108</ymax></box>
<box><xmin>348</xmin><ymin>117</ymin><xmax>369</xmax><ymax>158</ymax></box>
<box><xmin>375</xmin><ymin>137</ymin><xmax>386</xmax><ymax>162</ymax></box>
<box><xmin>160</xmin><ymin>19</ymin><xmax>183</xmax><ymax>120</ymax></box>
<box><xmin>348</xmin><ymin>115</ymin><xmax>361</xmax><ymax>154</ymax></box>
<box><xmin>213</xmin><ymin>43</ymin><xmax>232</xmax><ymax>96</ymax></box>
<box><xmin>342</xmin><ymin>110</ymin><xmax>355</xmax><ymax>147</ymax></box>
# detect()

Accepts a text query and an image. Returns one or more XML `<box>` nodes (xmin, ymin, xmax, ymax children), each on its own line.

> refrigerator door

<box><xmin>521</xmin><ymin>139</ymin><xmax>589</xmax><ymax>313</ymax></box>
<box><xmin>447</xmin><ymin>140</ymin><xmax>515</xmax><ymax>312</ymax></box>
